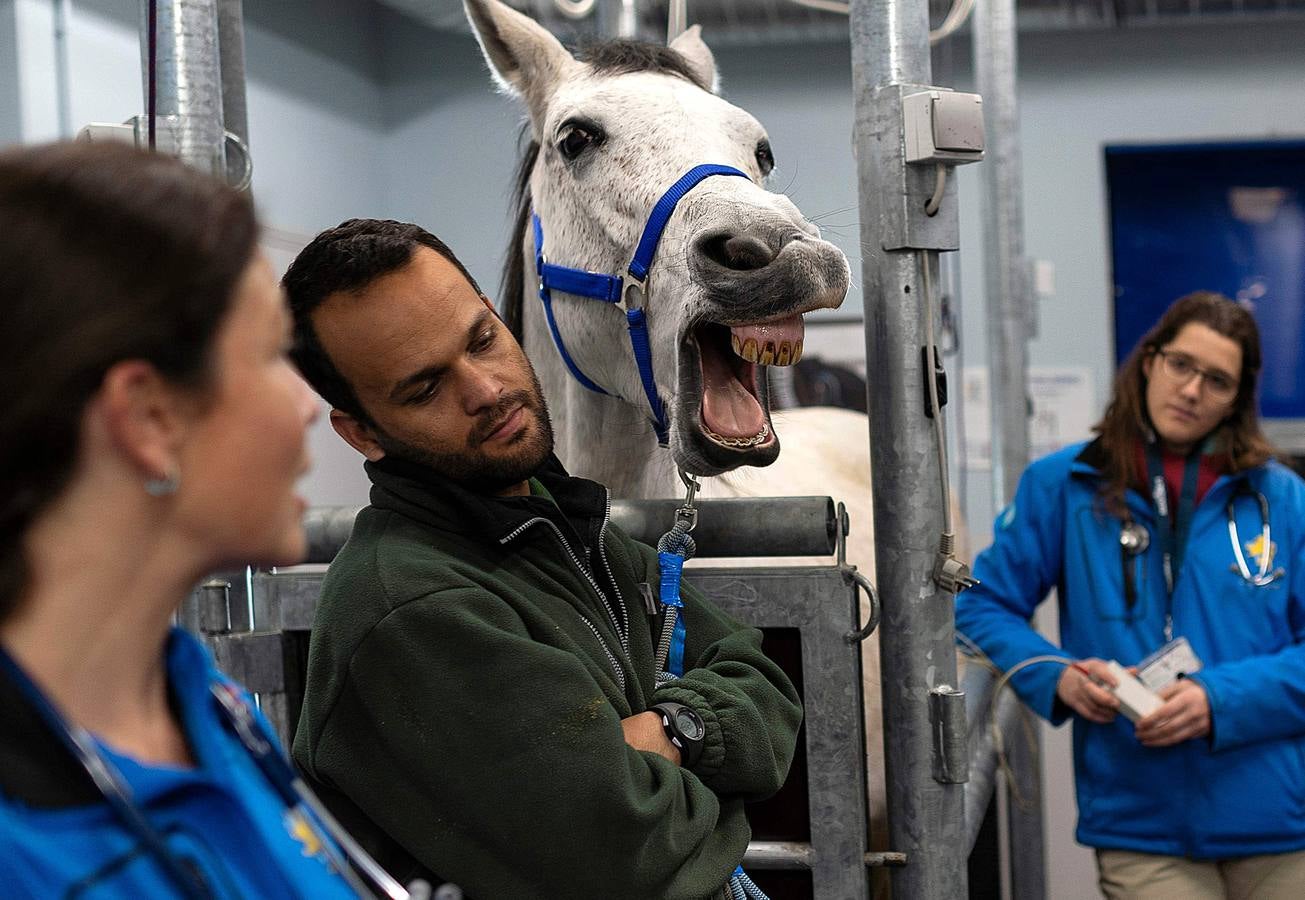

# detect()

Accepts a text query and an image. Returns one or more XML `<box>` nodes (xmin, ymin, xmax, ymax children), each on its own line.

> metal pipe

<box><xmin>216</xmin><ymin>0</ymin><xmax>249</xmax><ymax>187</ymax></box>
<box><xmin>743</xmin><ymin>841</ymin><xmax>816</xmax><ymax>870</ymax></box>
<box><xmin>300</xmin><ymin>497</ymin><xmax>838</xmax><ymax>564</ymax></box>
<box><xmin>849</xmin><ymin>0</ymin><xmax>969</xmax><ymax>894</ymax></box>
<box><xmin>974</xmin><ymin>0</ymin><xmax>1046</xmax><ymax>892</ymax></box>
<box><xmin>53</xmin><ymin>0</ymin><xmax>73</xmax><ymax>138</ymax></box>
<box><xmin>975</xmin><ymin>0</ymin><xmax>1032</xmax><ymax>507</ymax></box>
<box><xmin>138</xmin><ymin>0</ymin><xmax>227</xmax><ymax>178</ymax></box>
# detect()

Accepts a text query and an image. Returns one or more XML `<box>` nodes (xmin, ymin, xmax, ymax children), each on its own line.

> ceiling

<box><xmin>381</xmin><ymin>0</ymin><xmax>1305</xmax><ymax>44</ymax></box>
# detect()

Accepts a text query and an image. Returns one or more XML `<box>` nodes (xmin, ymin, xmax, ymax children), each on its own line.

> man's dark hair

<box><xmin>282</xmin><ymin>218</ymin><xmax>483</xmax><ymax>424</ymax></box>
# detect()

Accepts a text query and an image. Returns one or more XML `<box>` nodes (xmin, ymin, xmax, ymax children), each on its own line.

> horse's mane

<box><xmin>498</xmin><ymin>39</ymin><xmax>711</xmax><ymax>341</ymax></box>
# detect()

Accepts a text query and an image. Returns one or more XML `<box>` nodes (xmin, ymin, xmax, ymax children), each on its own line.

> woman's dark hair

<box><xmin>0</xmin><ymin>141</ymin><xmax>258</xmax><ymax>619</ymax></box>
<box><xmin>1094</xmin><ymin>291</ymin><xmax>1274</xmax><ymax>514</ymax></box>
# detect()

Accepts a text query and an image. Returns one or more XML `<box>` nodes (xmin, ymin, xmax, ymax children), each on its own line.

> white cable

<box><xmin>922</xmin><ymin>252</ymin><xmax>953</xmax><ymax>536</ymax></box>
<box><xmin>553</xmin><ymin>0</ymin><xmax>597</xmax><ymax>20</ymax></box>
<box><xmin>788</xmin><ymin>0</ymin><xmax>852</xmax><ymax>13</ymax></box>
<box><xmin>924</xmin><ymin>163</ymin><xmax>947</xmax><ymax>217</ymax></box>
<box><xmin>785</xmin><ymin>0</ymin><xmax>978</xmax><ymax>45</ymax></box>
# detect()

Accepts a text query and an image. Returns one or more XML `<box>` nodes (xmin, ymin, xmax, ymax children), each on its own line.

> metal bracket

<box><xmin>838</xmin><ymin>502</ymin><xmax>882</xmax><ymax>644</ymax></box>
<box><xmin>930</xmin><ymin>685</ymin><xmax>969</xmax><ymax>784</ymax></box>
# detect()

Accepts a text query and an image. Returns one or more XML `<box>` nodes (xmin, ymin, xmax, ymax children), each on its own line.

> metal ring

<box><xmin>844</xmin><ymin>567</ymin><xmax>880</xmax><ymax>643</ymax></box>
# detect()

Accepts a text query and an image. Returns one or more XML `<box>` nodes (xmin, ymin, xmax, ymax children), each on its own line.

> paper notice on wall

<box><xmin>961</xmin><ymin>366</ymin><xmax>1097</xmax><ymax>470</ymax></box>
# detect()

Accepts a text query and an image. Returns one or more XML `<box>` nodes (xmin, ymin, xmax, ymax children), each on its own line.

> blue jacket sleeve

<box><xmin>1194</xmin><ymin>470</ymin><xmax>1305</xmax><ymax>751</ymax></box>
<box><xmin>955</xmin><ymin>457</ymin><xmax>1072</xmax><ymax>722</ymax></box>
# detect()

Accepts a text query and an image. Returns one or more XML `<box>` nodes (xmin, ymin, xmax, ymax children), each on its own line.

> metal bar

<box><xmin>215</xmin><ymin>0</ymin><xmax>249</xmax><ymax>187</ymax></box>
<box><xmin>743</xmin><ymin>841</ymin><xmax>816</xmax><ymax>870</ymax></box>
<box><xmin>138</xmin><ymin>0</ymin><xmax>227</xmax><ymax>177</ymax></box>
<box><xmin>974</xmin><ymin>0</ymin><xmax>1033</xmax><ymax>506</ymax></box>
<box><xmin>299</xmin><ymin>498</ymin><xmax>838</xmax><ymax>564</ymax></box>
<box><xmin>973</xmin><ymin>0</ymin><xmax>1045</xmax><ymax>892</ymax></box>
<box><xmin>53</xmin><ymin>0</ymin><xmax>73</xmax><ymax>138</ymax></box>
<box><xmin>849</xmin><ymin>0</ymin><xmax>969</xmax><ymax>896</ymax></box>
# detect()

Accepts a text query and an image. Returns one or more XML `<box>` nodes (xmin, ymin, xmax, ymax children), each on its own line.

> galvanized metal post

<box><xmin>849</xmin><ymin>0</ymin><xmax>969</xmax><ymax>895</ymax></box>
<box><xmin>974</xmin><ymin>0</ymin><xmax>1045</xmax><ymax>895</ymax></box>
<box><xmin>138</xmin><ymin>0</ymin><xmax>227</xmax><ymax>178</ymax></box>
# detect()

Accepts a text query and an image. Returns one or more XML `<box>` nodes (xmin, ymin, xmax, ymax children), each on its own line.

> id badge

<box><xmin>1137</xmin><ymin>636</ymin><xmax>1202</xmax><ymax>692</ymax></box>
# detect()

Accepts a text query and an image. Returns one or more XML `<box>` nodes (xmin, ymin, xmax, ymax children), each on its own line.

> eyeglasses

<box><xmin>1153</xmin><ymin>349</ymin><xmax>1239</xmax><ymax>401</ymax></box>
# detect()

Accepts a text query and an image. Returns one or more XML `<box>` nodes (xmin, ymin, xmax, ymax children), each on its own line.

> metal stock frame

<box><xmin>153</xmin><ymin>0</ymin><xmax>1043</xmax><ymax>891</ymax></box>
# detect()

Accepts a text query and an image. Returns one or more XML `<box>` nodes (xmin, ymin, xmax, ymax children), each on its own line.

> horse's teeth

<box><xmin>741</xmin><ymin>338</ymin><xmax>759</xmax><ymax>363</ymax></box>
<box><xmin>792</xmin><ymin>340</ymin><xmax>803</xmax><ymax>364</ymax></box>
<box><xmin>731</xmin><ymin>334</ymin><xmax>741</xmax><ymax>357</ymax></box>
<box><xmin>759</xmin><ymin>342</ymin><xmax>775</xmax><ymax>365</ymax></box>
<box><xmin>703</xmin><ymin>421</ymin><xmax>771</xmax><ymax>449</ymax></box>
<box><xmin>776</xmin><ymin>343</ymin><xmax>792</xmax><ymax>366</ymax></box>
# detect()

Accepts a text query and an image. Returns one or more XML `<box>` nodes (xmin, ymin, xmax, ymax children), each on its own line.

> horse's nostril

<box><xmin>699</xmin><ymin>234</ymin><xmax>777</xmax><ymax>272</ymax></box>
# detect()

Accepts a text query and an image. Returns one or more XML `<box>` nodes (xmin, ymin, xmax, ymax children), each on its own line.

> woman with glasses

<box><xmin>957</xmin><ymin>292</ymin><xmax>1305</xmax><ymax>898</ymax></box>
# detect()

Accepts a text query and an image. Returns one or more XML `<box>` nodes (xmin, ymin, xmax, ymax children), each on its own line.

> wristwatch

<box><xmin>648</xmin><ymin>702</ymin><xmax>705</xmax><ymax>768</ymax></box>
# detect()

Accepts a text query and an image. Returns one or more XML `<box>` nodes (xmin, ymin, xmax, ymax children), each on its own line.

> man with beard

<box><xmin>282</xmin><ymin>219</ymin><xmax>802</xmax><ymax>900</ymax></box>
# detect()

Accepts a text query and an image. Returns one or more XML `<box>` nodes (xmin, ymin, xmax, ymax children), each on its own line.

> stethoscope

<box><xmin>1120</xmin><ymin>480</ymin><xmax>1285</xmax><ymax>632</ymax></box>
<box><xmin>1225</xmin><ymin>484</ymin><xmax>1285</xmax><ymax>587</ymax></box>
<box><xmin>0</xmin><ymin>645</ymin><xmax>429</xmax><ymax>900</ymax></box>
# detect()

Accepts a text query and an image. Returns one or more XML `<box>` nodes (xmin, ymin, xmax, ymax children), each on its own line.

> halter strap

<box><xmin>533</xmin><ymin>163</ymin><xmax>750</xmax><ymax>447</ymax></box>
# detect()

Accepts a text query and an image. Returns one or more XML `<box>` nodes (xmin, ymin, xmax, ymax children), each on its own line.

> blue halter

<box><xmin>532</xmin><ymin>163</ymin><xmax>750</xmax><ymax>447</ymax></box>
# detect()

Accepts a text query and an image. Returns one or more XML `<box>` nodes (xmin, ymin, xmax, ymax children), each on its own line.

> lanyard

<box><xmin>0</xmin><ymin>644</ymin><xmax>402</xmax><ymax>900</ymax></box>
<box><xmin>1144</xmin><ymin>445</ymin><xmax>1201</xmax><ymax>641</ymax></box>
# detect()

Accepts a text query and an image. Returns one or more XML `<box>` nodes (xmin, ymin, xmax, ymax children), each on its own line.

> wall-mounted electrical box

<box><xmin>903</xmin><ymin>90</ymin><xmax>985</xmax><ymax>165</ymax></box>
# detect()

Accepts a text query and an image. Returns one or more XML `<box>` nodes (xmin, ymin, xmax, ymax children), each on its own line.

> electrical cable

<box><xmin>552</xmin><ymin>0</ymin><xmax>597</xmax><ymax>19</ymax></box>
<box><xmin>922</xmin><ymin>252</ymin><xmax>952</xmax><ymax>537</ymax></box>
<box><xmin>786</xmin><ymin>0</ymin><xmax>978</xmax><ymax>45</ymax></box>
<box><xmin>924</xmin><ymin>163</ymin><xmax>947</xmax><ymax>217</ymax></box>
<box><xmin>958</xmin><ymin>635</ymin><xmax>1074</xmax><ymax>811</ymax></box>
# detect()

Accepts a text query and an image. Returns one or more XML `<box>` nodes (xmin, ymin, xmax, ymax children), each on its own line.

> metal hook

<box><xmin>675</xmin><ymin>470</ymin><xmax>702</xmax><ymax>533</ymax></box>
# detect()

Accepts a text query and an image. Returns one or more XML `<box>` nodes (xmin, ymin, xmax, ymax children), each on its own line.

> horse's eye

<box><xmin>755</xmin><ymin>139</ymin><xmax>775</xmax><ymax>176</ymax></box>
<box><xmin>559</xmin><ymin>125</ymin><xmax>602</xmax><ymax>162</ymax></box>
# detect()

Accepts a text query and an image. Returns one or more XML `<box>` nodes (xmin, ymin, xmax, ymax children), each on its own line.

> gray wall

<box><xmin>5</xmin><ymin>6</ymin><xmax>1305</xmax><ymax>894</ymax></box>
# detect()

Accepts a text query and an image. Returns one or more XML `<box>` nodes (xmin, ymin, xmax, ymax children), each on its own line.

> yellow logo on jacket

<box><xmin>1244</xmin><ymin>533</ymin><xmax>1277</xmax><ymax>569</ymax></box>
<box><xmin>285</xmin><ymin>808</ymin><xmax>324</xmax><ymax>859</ymax></box>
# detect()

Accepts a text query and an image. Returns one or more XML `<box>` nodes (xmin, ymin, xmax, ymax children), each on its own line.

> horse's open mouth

<box><xmin>690</xmin><ymin>315</ymin><xmax>804</xmax><ymax>452</ymax></box>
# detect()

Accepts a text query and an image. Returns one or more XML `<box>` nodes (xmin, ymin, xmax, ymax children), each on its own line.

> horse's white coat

<box><xmin>464</xmin><ymin>0</ymin><xmax>970</xmax><ymax>860</ymax></box>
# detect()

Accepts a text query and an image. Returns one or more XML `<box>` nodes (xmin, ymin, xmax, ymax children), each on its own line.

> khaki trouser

<box><xmin>1097</xmin><ymin>848</ymin><xmax>1305</xmax><ymax>899</ymax></box>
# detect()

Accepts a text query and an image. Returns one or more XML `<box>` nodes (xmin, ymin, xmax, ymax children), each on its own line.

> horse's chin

<box><xmin>673</xmin><ymin>324</ymin><xmax>782</xmax><ymax>477</ymax></box>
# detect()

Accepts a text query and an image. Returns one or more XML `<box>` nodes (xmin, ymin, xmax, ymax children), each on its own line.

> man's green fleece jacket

<box><xmin>292</xmin><ymin>456</ymin><xmax>803</xmax><ymax>899</ymax></box>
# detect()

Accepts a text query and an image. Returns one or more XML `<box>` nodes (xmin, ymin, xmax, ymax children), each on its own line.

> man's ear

<box><xmin>97</xmin><ymin>360</ymin><xmax>190</xmax><ymax>485</ymax></box>
<box><xmin>330</xmin><ymin>409</ymin><xmax>386</xmax><ymax>462</ymax></box>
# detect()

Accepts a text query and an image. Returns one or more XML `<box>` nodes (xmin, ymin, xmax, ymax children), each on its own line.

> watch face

<box><xmin>674</xmin><ymin>707</ymin><xmax>705</xmax><ymax>742</ymax></box>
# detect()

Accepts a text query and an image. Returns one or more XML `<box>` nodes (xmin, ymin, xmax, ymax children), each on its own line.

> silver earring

<box><xmin>144</xmin><ymin>466</ymin><xmax>180</xmax><ymax>497</ymax></box>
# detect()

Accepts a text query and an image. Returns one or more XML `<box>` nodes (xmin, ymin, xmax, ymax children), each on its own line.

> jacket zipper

<box><xmin>500</xmin><ymin>517</ymin><xmax>628</xmax><ymax>693</ymax></box>
<box><xmin>595</xmin><ymin>490</ymin><xmax>630</xmax><ymax>648</ymax></box>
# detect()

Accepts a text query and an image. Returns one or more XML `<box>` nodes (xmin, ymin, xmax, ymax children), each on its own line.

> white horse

<box><xmin>464</xmin><ymin>0</ymin><xmax>919</xmax><ymax>862</ymax></box>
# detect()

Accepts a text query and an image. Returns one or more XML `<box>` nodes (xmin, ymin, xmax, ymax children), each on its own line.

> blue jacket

<box><xmin>0</xmin><ymin>628</ymin><xmax>361</xmax><ymax>898</ymax></box>
<box><xmin>956</xmin><ymin>439</ymin><xmax>1305</xmax><ymax>858</ymax></box>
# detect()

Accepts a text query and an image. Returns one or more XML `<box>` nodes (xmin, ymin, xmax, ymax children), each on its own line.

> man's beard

<box><xmin>375</xmin><ymin>375</ymin><xmax>555</xmax><ymax>494</ymax></box>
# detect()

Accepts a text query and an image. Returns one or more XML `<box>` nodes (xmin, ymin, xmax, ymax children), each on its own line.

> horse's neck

<box><xmin>521</xmin><ymin>290</ymin><xmax>679</xmax><ymax>499</ymax></box>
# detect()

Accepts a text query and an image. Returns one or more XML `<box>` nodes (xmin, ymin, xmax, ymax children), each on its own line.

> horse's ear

<box><xmin>464</xmin><ymin>0</ymin><xmax>577</xmax><ymax>129</ymax></box>
<box><xmin>668</xmin><ymin>25</ymin><xmax>719</xmax><ymax>94</ymax></box>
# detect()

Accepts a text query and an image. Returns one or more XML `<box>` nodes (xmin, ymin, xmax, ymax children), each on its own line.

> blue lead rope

<box><xmin>654</xmin><ymin>477</ymin><xmax>770</xmax><ymax>900</ymax></box>
<box><xmin>532</xmin><ymin>163</ymin><xmax>750</xmax><ymax>448</ymax></box>
<box><xmin>656</xmin><ymin>550</ymin><xmax>689</xmax><ymax>678</ymax></box>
